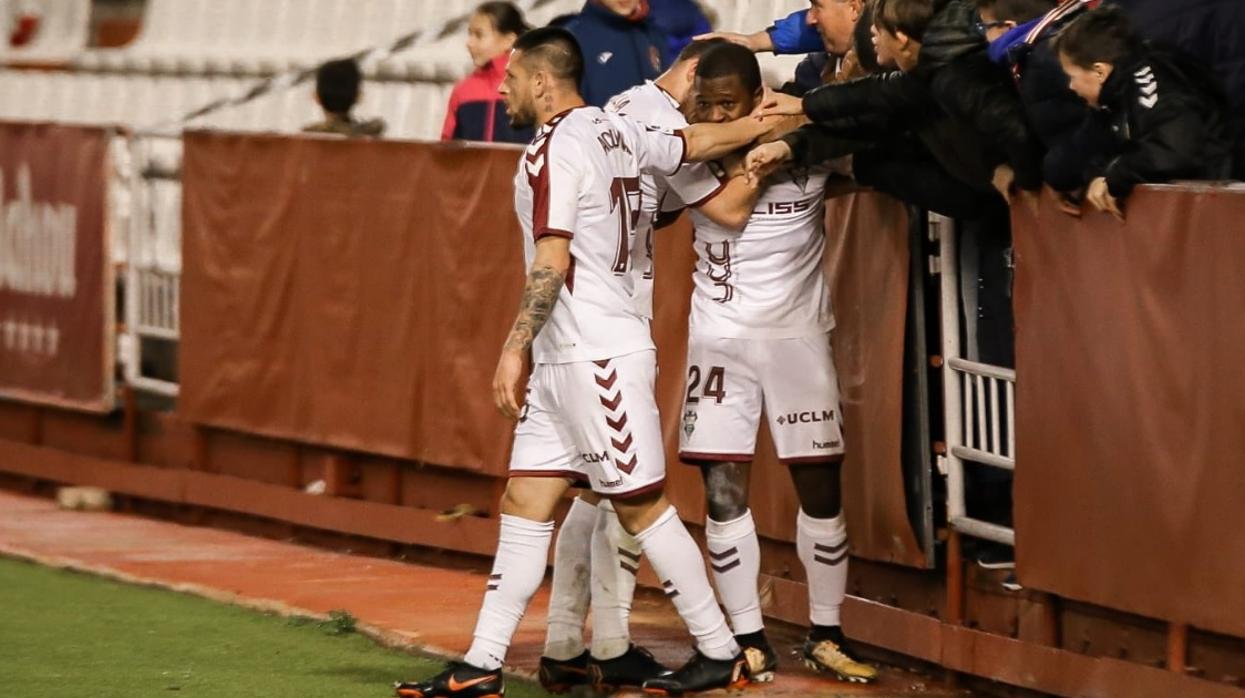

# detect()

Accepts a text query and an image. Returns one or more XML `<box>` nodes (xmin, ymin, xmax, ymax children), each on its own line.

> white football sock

<box><xmin>705</xmin><ymin>510</ymin><xmax>764</xmax><ymax>635</ymax></box>
<box><xmin>796</xmin><ymin>508</ymin><xmax>849</xmax><ymax>627</ymax></box>
<box><xmin>634</xmin><ymin>506</ymin><xmax>739</xmax><ymax>660</ymax></box>
<box><xmin>589</xmin><ymin>499</ymin><xmax>641</xmax><ymax>660</ymax></box>
<box><xmin>543</xmin><ymin>497</ymin><xmax>597</xmax><ymax>661</ymax></box>
<box><xmin>464</xmin><ymin>514</ymin><xmax>555</xmax><ymax>670</ymax></box>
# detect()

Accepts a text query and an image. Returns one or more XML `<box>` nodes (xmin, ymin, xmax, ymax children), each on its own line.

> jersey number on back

<box><xmin>609</xmin><ymin>177</ymin><xmax>642</xmax><ymax>275</ymax></box>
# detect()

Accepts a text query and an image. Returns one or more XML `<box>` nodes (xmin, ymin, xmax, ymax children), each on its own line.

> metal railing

<box><xmin>120</xmin><ymin>134</ymin><xmax>181</xmax><ymax>397</ymax></box>
<box><xmin>931</xmin><ymin>213</ymin><xmax>1016</xmax><ymax>546</ymax></box>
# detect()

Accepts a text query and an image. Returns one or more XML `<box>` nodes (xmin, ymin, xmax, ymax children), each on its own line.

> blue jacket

<box><xmin>567</xmin><ymin>1</ymin><xmax>666</xmax><ymax>107</ymax></box>
<box><xmin>648</xmin><ymin>0</ymin><xmax>712</xmax><ymax>67</ymax></box>
<box><xmin>767</xmin><ymin>10</ymin><xmax>823</xmax><ymax>55</ymax></box>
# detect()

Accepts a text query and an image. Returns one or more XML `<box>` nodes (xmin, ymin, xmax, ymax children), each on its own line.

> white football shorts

<box><xmin>509</xmin><ymin>349</ymin><xmax>666</xmax><ymax>498</ymax></box>
<box><xmin>678</xmin><ymin>333</ymin><xmax>845</xmax><ymax>464</ymax></box>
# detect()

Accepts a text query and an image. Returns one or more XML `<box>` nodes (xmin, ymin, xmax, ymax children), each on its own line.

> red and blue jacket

<box><xmin>441</xmin><ymin>54</ymin><xmax>533</xmax><ymax>144</ymax></box>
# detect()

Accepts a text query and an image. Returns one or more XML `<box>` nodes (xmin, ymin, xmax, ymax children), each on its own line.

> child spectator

<box><xmin>1055</xmin><ymin>6</ymin><xmax>1237</xmax><ymax>217</ymax></box>
<box><xmin>303</xmin><ymin>59</ymin><xmax>386</xmax><ymax>138</ymax></box>
<box><xmin>441</xmin><ymin>2</ymin><xmax>533</xmax><ymax>143</ymax></box>
<box><xmin>1110</xmin><ymin>0</ymin><xmax>1245</xmax><ymax>138</ymax></box>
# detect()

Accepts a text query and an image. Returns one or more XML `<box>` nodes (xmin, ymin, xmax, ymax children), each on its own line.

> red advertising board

<box><xmin>0</xmin><ymin>122</ymin><xmax>114</xmax><ymax>412</ymax></box>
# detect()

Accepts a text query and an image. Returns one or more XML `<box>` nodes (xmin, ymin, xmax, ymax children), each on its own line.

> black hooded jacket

<box><xmin>913</xmin><ymin>0</ymin><xmax>1045</xmax><ymax>189</ymax></box>
<box><xmin>1085</xmin><ymin>47</ymin><xmax>1237</xmax><ymax>198</ymax></box>
<box><xmin>1000</xmin><ymin>6</ymin><xmax>1090</xmax><ymax>151</ymax></box>
<box><xmin>1110</xmin><ymin>0</ymin><xmax>1245</xmax><ymax>137</ymax></box>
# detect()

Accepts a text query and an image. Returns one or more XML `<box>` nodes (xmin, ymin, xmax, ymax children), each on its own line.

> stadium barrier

<box><xmin>120</xmin><ymin>133</ymin><xmax>183</xmax><ymax>397</ymax></box>
<box><xmin>1011</xmin><ymin>184</ymin><xmax>1245</xmax><ymax>641</ymax></box>
<box><xmin>932</xmin><ymin>211</ymin><xmax>1018</xmax><ymax>547</ymax></box>
<box><xmin>177</xmin><ymin>132</ymin><xmax>925</xmax><ymax>566</ymax></box>
<box><xmin>0</xmin><ymin>121</ymin><xmax>114</xmax><ymax>412</ymax></box>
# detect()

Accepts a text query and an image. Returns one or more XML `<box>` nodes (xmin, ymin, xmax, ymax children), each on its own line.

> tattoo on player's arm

<box><xmin>503</xmin><ymin>264</ymin><xmax>565</xmax><ymax>353</ymax></box>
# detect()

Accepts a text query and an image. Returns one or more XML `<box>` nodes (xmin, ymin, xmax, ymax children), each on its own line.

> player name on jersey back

<box><xmin>512</xmin><ymin>106</ymin><xmax>691</xmax><ymax>364</ymax></box>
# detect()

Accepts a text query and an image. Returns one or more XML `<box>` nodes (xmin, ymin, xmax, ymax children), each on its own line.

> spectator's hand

<box><xmin>834</xmin><ymin>49</ymin><xmax>862</xmax><ymax>83</ymax></box>
<box><xmin>752</xmin><ymin>114</ymin><xmax>807</xmax><ymax>144</ymax></box>
<box><xmin>745</xmin><ymin>141</ymin><xmax>792</xmax><ymax>186</ymax></box>
<box><xmin>991</xmin><ymin>164</ymin><xmax>1016</xmax><ymax>205</ymax></box>
<box><xmin>1086</xmin><ymin>177</ymin><xmax>1124</xmax><ymax>221</ymax></box>
<box><xmin>693</xmin><ymin>30</ymin><xmax>773</xmax><ymax>53</ymax></box>
<box><xmin>492</xmin><ymin>348</ymin><xmax>526</xmax><ymax>420</ymax></box>
<box><xmin>754</xmin><ymin>91</ymin><xmax>805</xmax><ymax>119</ymax></box>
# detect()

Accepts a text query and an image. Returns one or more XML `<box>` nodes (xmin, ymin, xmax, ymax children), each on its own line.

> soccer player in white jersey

<box><xmin>395</xmin><ymin>28</ymin><xmax>776</xmax><ymax>698</ymax></box>
<box><xmin>536</xmin><ymin>37</ymin><xmax>765</xmax><ymax>694</ymax></box>
<box><xmin>676</xmin><ymin>43</ymin><xmax>880</xmax><ymax>685</ymax></box>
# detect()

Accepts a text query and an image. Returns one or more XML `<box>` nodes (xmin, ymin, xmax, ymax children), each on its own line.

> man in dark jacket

<box><xmin>566</xmin><ymin>0</ymin><xmax>666</xmax><ymax>107</ymax></box>
<box><xmin>694</xmin><ymin>0</ymin><xmax>868</xmax><ymax>95</ymax></box>
<box><xmin>1055</xmin><ymin>6</ymin><xmax>1238</xmax><ymax>216</ymax></box>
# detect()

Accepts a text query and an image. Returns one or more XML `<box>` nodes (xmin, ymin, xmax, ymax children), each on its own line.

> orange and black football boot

<box><xmin>641</xmin><ymin>648</ymin><xmax>749</xmax><ymax>696</ymax></box>
<box><xmin>394</xmin><ymin>661</ymin><xmax>503</xmax><ymax>698</ymax></box>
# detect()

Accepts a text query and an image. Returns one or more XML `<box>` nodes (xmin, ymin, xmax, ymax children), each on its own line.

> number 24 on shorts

<box><xmin>686</xmin><ymin>365</ymin><xmax>726</xmax><ymax>404</ymax></box>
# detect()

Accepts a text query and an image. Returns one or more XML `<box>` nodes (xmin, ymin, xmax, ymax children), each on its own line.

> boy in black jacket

<box><xmin>1055</xmin><ymin>6</ymin><xmax>1237</xmax><ymax>217</ymax></box>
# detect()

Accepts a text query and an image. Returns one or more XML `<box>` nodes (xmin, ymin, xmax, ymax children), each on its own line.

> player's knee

<box><xmin>697</xmin><ymin>461</ymin><xmax>749</xmax><ymax>522</ymax></box>
<box><xmin>798</xmin><ymin>495</ymin><xmax>841</xmax><ymax>520</ymax></box>
<box><xmin>500</xmin><ymin>477</ymin><xmax>565</xmax><ymax>522</ymax></box>
<box><xmin>611</xmin><ymin>490</ymin><xmax>670</xmax><ymax>534</ymax></box>
<box><xmin>789</xmin><ymin>461</ymin><xmax>843</xmax><ymax>519</ymax></box>
<box><xmin>706</xmin><ymin>498</ymin><xmax>749</xmax><ymax>522</ymax></box>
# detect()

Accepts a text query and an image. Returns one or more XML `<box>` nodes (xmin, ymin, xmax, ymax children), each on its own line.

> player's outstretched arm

<box><xmin>681</xmin><ymin>117</ymin><xmax>771</xmax><ymax>163</ymax></box>
<box><xmin>696</xmin><ymin>156</ymin><xmax>764</xmax><ymax>232</ymax></box>
<box><xmin>692</xmin><ymin>29</ymin><xmax>774</xmax><ymax>53</ymax></box>
<box><xmin>493</xmin><ymin>237</ymin><xmax>571</xmax><ymax>419</ymax></box>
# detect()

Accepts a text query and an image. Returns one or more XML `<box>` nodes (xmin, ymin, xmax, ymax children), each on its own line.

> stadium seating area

<box><xmin>0</xmin><ymin>0</ymin><xmax>807</xmax><ymax>139</ymax></box>
<box><xmin>0</xmin><ymin>0</ymin><xmax>90</xmax><ymax>62</ymax></box>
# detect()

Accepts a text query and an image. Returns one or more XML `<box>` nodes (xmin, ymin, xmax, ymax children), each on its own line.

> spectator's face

<box><xmin>869</xmin><ymin>23</ymin><xmax>897</xmax><ymax>68</ymax></box>
<box><xmin>467</xmin><ymin>12</ymin><xmax>518</xmax><ymax>68</ymax></box>
<box><xmin>873</xmin><ymin>24</ymin><xmax>918</xmax><ymax>72</ymax></box>
<box><xmin>976</xmin><ymin>7</ymin><xmax>1015</xmax><ymax>43</ymax></box>
<box><xmin>500</xmin><ymin>53</ymin><xmax>537</xmax><ymax>127</ymax></box>
<box><xmin>1059</xmin><ymin>53</ymin><xmax>1110</xmax><ymax>108</ymax></box>
<box><xmin>690</xmin><ymin>75</ymin><xmax>758</xmax><ymax>124</ymax></box>
<box><xmin>806</xmin><ymin>0</ymin><xmax>862</xmax><ymax>56</ymax></box>
<box><xmin>597</xmin><ymin>0</ymin><xmax>641</xmax><ymax>17</ymax></box>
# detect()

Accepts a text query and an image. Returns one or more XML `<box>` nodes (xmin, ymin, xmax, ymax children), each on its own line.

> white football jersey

<box><xmin>605</xmin><ymin>81</ymin><xmax>724</xmax><ymax>318</ymax></box>
<box><xmin>514</xmin><ymin>106</ymin><xmax>693</xmax><ymax>364</ymax></box>
<box><xmin>688</xmin><ymin>166</ymin><xmax>836</xmax><ymax>339</ymax></box>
